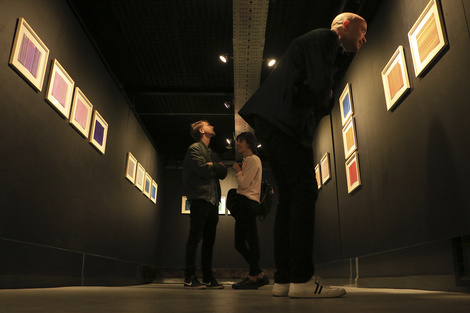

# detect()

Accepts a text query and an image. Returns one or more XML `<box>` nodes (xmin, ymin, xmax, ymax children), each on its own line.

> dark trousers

<box><xmin>255</xmin><ymin>116</ymin><xmax>318</xmax><ymax>284</ymax></box>
<box><xmin>184</xmin><ymin>199</ymin><xmax>219</xmax><ymax>281</ymax></box>
<box><xmin>234</xmin><ymin>195</ymin><xmax>262</xmax><ymax>276</ymax></box>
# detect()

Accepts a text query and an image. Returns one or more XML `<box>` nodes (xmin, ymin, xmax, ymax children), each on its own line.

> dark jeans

<box><xmin>234</xmin><ymin>195</ymin><xmax>262</xmax><ymax>276</ymax></box>
<box><xmin>254</xmin><ymin>116</ymin><xmax>318</xmax><ymax>284</ymax></box>
<box><xmin>184</xmin><ymin>199</ymin><xmax>219</xmax><ymax>281</ymax></box>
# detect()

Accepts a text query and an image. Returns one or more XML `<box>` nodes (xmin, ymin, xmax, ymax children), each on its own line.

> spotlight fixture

<box><xmin>257</xmin><ymin>144</ymin><xmax>262</xmax><ymax>148</ymax></box>
<box><xmin>267</xmin><ymin>59</ymin><xmax>277</xmax><ymax>67</ymax></box>
<box><xmin>224</xmin><ymin>101</ymin><xmax>231</xmax><ymax>109</ymax></box>
<box><xmin>219</xmin><ymin>54</ymin><xmax>232</xmax><ymax>63</ymax></box>
<box><xmin>226</xmin><ymin>138</ymin><xmax>233</xmax><ymax>150</ymax></box>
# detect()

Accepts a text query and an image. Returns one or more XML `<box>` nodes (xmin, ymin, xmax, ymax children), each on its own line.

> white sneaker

<box><xmin>272</xmin><ymin>283</ymin><xmax>289</xmax><ymax>297</ymax></box>
<box><xmin>288</xmin><ymin>276</ymin><xmax>346</xmax><ymax>298</ymax></box>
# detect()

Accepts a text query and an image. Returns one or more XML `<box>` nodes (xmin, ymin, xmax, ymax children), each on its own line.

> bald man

<box><xmin>239</xmin><ymin>13</ymin><xmax>367</xmax><ymax>298</ymax></box>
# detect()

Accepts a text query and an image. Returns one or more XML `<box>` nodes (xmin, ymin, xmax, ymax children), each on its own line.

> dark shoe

<box><xmin>232</xmin><ymin>277</ymin><xmax>259</xmax><ymax>289</ymax></box>
<box><xmin>203</xmin><ymin>278</ymin><xmax>224</xmax><ymax>289</ymax></box>
<box><xmin>184</xmin><ymin>276</ymin><xmax>206</xmax><ymax>289</ymax></box>
<box><xmin>257</xmin><ymin>275</ymin><xmax>270</xmax><ymax>288</ymax></box>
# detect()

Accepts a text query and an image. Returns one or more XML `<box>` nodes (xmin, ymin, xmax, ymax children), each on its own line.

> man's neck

<box><xmin>201</xmin><ymin>136</ymin><xmax>211</xmax><ymax>147</ymax></box>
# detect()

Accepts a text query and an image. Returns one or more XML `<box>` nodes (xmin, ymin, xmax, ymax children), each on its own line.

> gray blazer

<box><xmin>182</xmin><ymin>141</ymin><xmax>227</xmax><ymax>204</ymax></box>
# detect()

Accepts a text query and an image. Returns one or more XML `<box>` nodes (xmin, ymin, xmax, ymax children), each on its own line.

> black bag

<box><xmin>226</xmin><ymin>180</ymin><xmax>274</xmax><ymax>221</ymax></box>
<box><xmin>226</xmin><ymin>188</ymin><xmax>239</xmax><ymax>217</ymax></box>
<box><xmin>258</xmin><ymin>180</ymin><xmax>274</xmax><ymax>221</ymax></box>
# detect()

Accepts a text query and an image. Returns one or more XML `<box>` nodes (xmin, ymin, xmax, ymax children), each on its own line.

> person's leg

<box><xmin>255</xmin><ymin>118</ymin><xmax>292</xmax><ymax>284</ymax></box>
<box><xmin>254</xmin><ymin>116</ymin><xmax>317</xmax><ymax>284</ymax></box>
<box><xmin>201</xmin><ymin>201</ymin><xmax>219</xmax><ymax>282</ymax></box>
<box><xmin>234</xmin><ymin>212</ymin><xmax>250</xmax><ymax>263</ymax></box>
<box><xmin>239</xmin><ymin>197</ymin><xmax>262</xmax><ymax>276</ymax></box>
<box><xmin>184</xmin><ymin>200</ymin><xmax>208</xmax><ymax>280</ymax></box>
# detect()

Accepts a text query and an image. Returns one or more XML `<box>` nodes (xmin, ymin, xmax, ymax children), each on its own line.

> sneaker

<box><xmin>203</xmin><ymin>278</ymin><xmax>224</xmax><ymax>289</ymax></box>
<box><xmin>288</xmin><ymin>276</ymin><xmax>346</xmax><ymax>298</ymax></box>
<box><xmin>232</xmin><ymin>277</ymin><xmax>259</xmax><ymax>289</ymax></box>
<box><xmin>272</xmin><ymin>283</ymin><xmax>289</xmax><ymax>297</ymax></box>
<box><xmin>184</xmin><ymin>276</ymin><xmax>207</xmax><ymax>289</ymax></box>
<box><xmin>257</xmin><ymin>275</ymin><xmax>270</xmax><ymax>288</ymax></box>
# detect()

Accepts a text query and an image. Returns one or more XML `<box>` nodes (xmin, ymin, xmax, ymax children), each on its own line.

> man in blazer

<box><xmin>183</xmin><ymin>120</ymin><xmax>227</xmax><ymax>289</ymax></box>
<box><xmin>239</xmin><ymin>13</ymin><xmax>367</xmax><ymax>298</ymax></box>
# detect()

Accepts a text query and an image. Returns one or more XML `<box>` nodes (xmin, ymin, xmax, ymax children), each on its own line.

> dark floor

<box><xmin>1</xmin><ymin>282</ymin><xmax>469</xmax><ymax>313</ymax></box>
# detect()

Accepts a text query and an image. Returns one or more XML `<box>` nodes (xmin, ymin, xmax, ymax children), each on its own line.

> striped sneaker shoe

<box><xmin>288</xmin><ymin>276</ymin><xmax>346</xmax><ymax>298</ymax></box>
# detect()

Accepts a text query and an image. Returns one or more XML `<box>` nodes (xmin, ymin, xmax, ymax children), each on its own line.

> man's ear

<box><xmin>343</xmin><ymin>19</ymin><xmax>350</xmax><ymax>30</ymax></box>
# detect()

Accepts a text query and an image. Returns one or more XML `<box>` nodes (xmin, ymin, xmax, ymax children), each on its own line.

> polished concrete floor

<box><xmin>0</xmin><ymin>283</ymin><xmax>469</xmax><ymax>313</ymax></box>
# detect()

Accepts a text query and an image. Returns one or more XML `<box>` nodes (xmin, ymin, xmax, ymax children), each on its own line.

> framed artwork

<box><xmin>125</xmin><ymin>152</ymin><xmax>137</xmax><ymax>183</ymax></box>
<box><xmin>151</xmin><ymin>180</ymin><xmax>158</xmax><ymax>204</ymax></box>
<box><xmin>143</xmin><ymin>173</ymin><xmax>152</xmax><ymax>198</ymax></box>
<box><xmin>135</xmin><ymin>163</ymin><xmax>145</xmax><ymax>191</ymax></box>
<box><xmin>45</xmin><ymin>59</ymin><xmax>75</xmax><ymax>118</ymax></box>
<box><xmin>218</xmin><ymin>196</ymin><xmax>226</xmax><ymax>215</ymax></box>
<box><xmin>315</xmin><ymin>164</ymin><xmax>322</xmax><ymax>190</ymax></box>
<box><xmin>342</xmin><ymin>117</ymin><xmax>357</xmax><ymax>159</ymax></box>
<box><xmin>320</xmin><ymin>152</ymin><xmax>331</xmax><ymax>184</ymax></box>
<box><xmin>345</xmin><ymin>152</ymin><xmax>362</xmax><ymax>193</ymax></box>
<box><xmin>70</xmin><ymin>87</ymin><xmax>93</xmax><ymax>138</ymax></box>
<box><xmin>181</xmin><ymin>196</ymin><xmax>191</xmax><ymax>214</ymax></box>
<box><xmin>9</xmin><ymin>18</ymin><xmax>50</xmax><ymax>91</ymax></box>
<box><xmin>89</xmin><ymin>110</ymin><xmax>108</xmax><ymax>154</ymax></box>
<box><xmin>339</xmin><ymin>83</ymin><xmax>353</xmax><ymax>126</ymax></box>
<box><xmin>408</xmin><ymin>0</ymin><xmax>448</xmax><ymax>77</ymax></box>
<box><xmin>381</xmin><ymin>46</ymin><xmax>411</xmax><ymax>111</ymax></box>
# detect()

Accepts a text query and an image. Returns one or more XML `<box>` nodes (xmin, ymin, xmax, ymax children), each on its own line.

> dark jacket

<box><xmin>182</xmin><ymin>141</ymin><xmax>227</xmax><ymax>205</ymax></box>
<box><xmin>239</xmin><ymin>29</ymin><xmax>340</xmax><ymax>147</ymax></box>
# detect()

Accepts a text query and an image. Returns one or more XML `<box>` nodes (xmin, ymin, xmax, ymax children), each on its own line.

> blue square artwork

<box><xmin>342</xmin><ymin>93</ymin><xmax>351</xmax><ymax>119</ymax></box>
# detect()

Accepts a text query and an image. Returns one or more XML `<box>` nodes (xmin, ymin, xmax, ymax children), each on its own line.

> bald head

<box><xmin>331</xmin><ymin>12</ymin><xmax>367</xmax><ymax>53</ymax></box>
<box><xmin>331</xmin><ymin>12</ymin><xmax>365</xmax><ymax>30</ymax></box>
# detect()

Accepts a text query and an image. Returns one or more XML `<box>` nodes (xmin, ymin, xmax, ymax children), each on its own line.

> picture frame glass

<box><xmin>135</xmin><ymin>163</ymin><xmax>145</xmax><ymax>191</ymax></box>
<box><xmin>89</xmin><ymin>110</ymin><xmax>108</xmax><ymax>154</ymax></box>
<box><xmin>339</xmin><ymin>84</ymin><xmax>353</xmax><ymax>126</ymax></box>
<box><xmin>9</xmin><ymin>18</ymin><xmax>50</xmax><ymax>91</ymax></box>
<box><xmin>70</xmin><ymin>88</ymin><xmax>93</xmax><ymax>138</ymax></box>
<box><xmin>125</xmin><ymin>152</ymin><xmax>137</xmax><ymax>183</ymax></box>
<box><xmin>408</xmin><ymin>0</ymin><xmax>447</xmax><ymax>77</ymax></box>
<box><xmin>45</xmin><ymin>59</ymin><xmax>75</xmax><ymax>118</ymax></box>
<box><xmin>381</xmin><ymin>46</ymin><xmax>411</xmax><ymax>111</ymax></box>
<box><xmin>342</xmin><ymin>117</ymin><xmax>357</xmax><ymax>159</ymax></box>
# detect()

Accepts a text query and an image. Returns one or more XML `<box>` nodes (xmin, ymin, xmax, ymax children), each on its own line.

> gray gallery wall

<box><xmin>0</xmin><ymin>0</ymin><xmax>163</xmax><ymax>287</ymax></box>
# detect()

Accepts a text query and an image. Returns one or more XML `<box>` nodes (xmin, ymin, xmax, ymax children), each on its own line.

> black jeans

<box><xmin>234</xmin><ymin>194</ymin><xmax>262</xmax><ymax>276</ymax></box>
<box><xmin>254</xmin><ymin>116</ymin><xmax>318</xmax><ymax>284</ymax></box>
<box><xmin>184</xmin><ymin>199</ymin><xmax>219</xmax><ymax>281</ymax></box>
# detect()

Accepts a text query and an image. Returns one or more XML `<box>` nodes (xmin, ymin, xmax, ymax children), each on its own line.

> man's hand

<box><xmin>207</xmin><ymin>162</ymin><xmax>213</xmax><ymax>166</ymax></box>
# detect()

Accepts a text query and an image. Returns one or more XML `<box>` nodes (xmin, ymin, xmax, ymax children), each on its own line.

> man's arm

<box><xmin>210</xmin><ymin>151</ymin><xmax>227</xmax><ymax>180</ymax></box>
<box><xmin>187</xmin><ymin>145</ymin><xmax>218</xmax><ymax>179</ymax></box>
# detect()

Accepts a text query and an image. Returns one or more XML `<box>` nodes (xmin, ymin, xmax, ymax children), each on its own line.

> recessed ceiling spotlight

<box><xmin>224</xmin><ymin>101</ymin><xmax>231</xmax><ymax>109</ymax></box>
<box><xmin>267</xmin><ymin>59</ymin><xmax>276</xmax><ymax>67</ymax></box>
<box><xmin>219</xmin><ymin>54</ymin><xmax>229</xmax><ymax>63</ymax></box>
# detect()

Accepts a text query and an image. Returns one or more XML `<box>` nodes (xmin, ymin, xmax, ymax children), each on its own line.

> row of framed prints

<box><xmin>181</xmin><ymin>196</ymin><xmax>227</xmax><ymax>215</ymax></box>
<box><xmin>8</xmin><ymin>18</ymin><xmax>108</xmax><ymax>154</ymax></box>
<box><xmin>315</xmin><ymin>152</ymin><xmax>331</xmax><ymax>190</ymax></box>
<box><xmin>382</xmin><ymin>0</ymin><xmax>447</xmax><ymax>111</ymax></box>
<box><xmin>340</xmin><ymin>84</ymin><xmax>362</xmax><ymax>193</ymax></box>
<box><xmin>125</xmin><ymin>152</ymin><xmax>158</xmax><ymax>204</ymax></box>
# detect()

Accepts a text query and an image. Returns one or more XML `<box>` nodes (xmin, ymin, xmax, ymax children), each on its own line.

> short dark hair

<box><xmin>236</xmin><ymin>132</ymin><xmax>258</xmax><ymax>153</ymax></box>
<box><xmin>190</xmin><ymin>120</ymin><xmax>208</xmax><ymax>141</ymax></box>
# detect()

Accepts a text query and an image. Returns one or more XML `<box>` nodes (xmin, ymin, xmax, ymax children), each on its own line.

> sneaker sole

<box><xmin>288</xmin><ymin>289</ymin><xmax>346</xmax><ymax>298</ymax></box>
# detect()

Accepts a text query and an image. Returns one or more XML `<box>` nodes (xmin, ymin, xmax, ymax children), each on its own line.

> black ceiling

<box><xmin>67</xmin><ymin>0</ymin><xmax>382</xmax><ymax>167</ymax></box>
